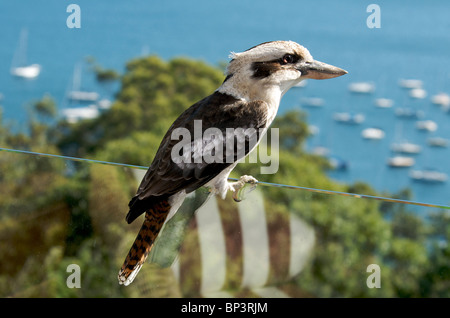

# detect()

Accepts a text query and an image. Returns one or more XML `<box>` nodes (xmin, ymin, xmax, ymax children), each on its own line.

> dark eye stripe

<box><xmin>251</xmin><ymin>53</ymin><xmax>302</xmax><ymax>78</ymax></box>
<box><xmin>251</xmin><ymin>61</ymin><xmax>280</xmax><ymax>78</ymax></box>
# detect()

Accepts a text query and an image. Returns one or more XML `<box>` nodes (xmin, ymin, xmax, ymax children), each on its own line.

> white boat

<box><xmin>301</xmin><ymin>97</ymin><xmax>324</xmax><ymax>107</ymax></box>
<box><xmin>67</xmin><ymin>63</ymin><xmax>99</xmax><ymax>102</ymax></box>
<box><xmin>431</xmin><ymin>93</ymin><xmax>450</xmax><ymax>107</ymax></box>
<box><xmin>427</xmin><ymin>137</ymin><xmax>448</xmax><ymax>148</ymax></box>
<box><xmin>333</xmin><ymin>112</ymin><xmax>365</xmax><ymax>124</ymax></box>
<box><xmin>11</xmin><ymin>64</ymin><xmax>41</xmax><ymax>78</ymax></box>
<box><xmin>374</xmin><ymin>98</ymin><xmax>394</xmax><ymax>108</ymax></box>
<box><xmin>62</xmin><ymin>105</ymin><xmax>100</xmax><ymax>124</ymax></box>
<box><xmin>0</xmin><ymin>93</ymin><xmax>3</xmax><ymax>102</ymax></box>
<box><xmin>409</xmin><ymin>88</ymin><xmax>427</xmax><ymax>99</ymax></box>
<box><xmin>387</xmin><ymin>156</ymin><xmax>415</xmax><ymax>167</ymax></box>
<box><xmin>68</xmin><ymin>91</ymin><xmax>99</xmax><ymax>102</ymax></box>
<box><xmin>387</xmin><ymin>156</ymin><xmax>416</xmax><ymax>168</ymax></box>
<box><xmin>395</xmin><ymin>108</ymin><xmax>424</xmax><ymax>119</ymax></box>
<box><xmin>398</xmin><ymin>79</ymin><xmax>423</xmax><ymax>89</ymax></box>
<box><xmin>391</xmin><ymin>142</ymin><xmax>421</xmax><ymax>154</ymax></box>
<box><xmin>10</xmin><ymin>28</ymin><xmax>41</xmax><ymax>79</ymax></box>
<box><xmin>362</xmin><ymin>127</ymin><xmax>385</xmax><ymax>140</ymax></box>
<box><xmin>410</xmin><ymin>169</ymin><xmax>448</xmax><ymax>183</ymax></box>
<box><xmin>348</xmin><ymin>82</ymin><xmax>375</xmax><ymax>94</ymax></box>
<box><xmin>416</xmin><ymin>120</ymin><xmax>437</xmax><ymax>132</ymax></box>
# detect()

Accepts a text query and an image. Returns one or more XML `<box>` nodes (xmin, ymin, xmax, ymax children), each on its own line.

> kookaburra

<box><xmin>118</xmin><ymin>40</ymin><xmax>347</xmax><ymax>285</ymax></box>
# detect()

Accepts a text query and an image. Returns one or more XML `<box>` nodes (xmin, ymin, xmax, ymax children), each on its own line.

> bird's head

<box><xmin>220</xmin><ymin>40</ymin><xmax>347</xmax><ymax>101</ymax></box>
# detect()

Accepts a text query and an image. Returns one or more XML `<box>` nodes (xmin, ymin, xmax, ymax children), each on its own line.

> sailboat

<box><xmin>61</xmin><ymin>62</ymin><xmax>101</xmax><ymax>123</ymax></box>
<box><xmin>431</xmin><ymin>92</ymin><xmax>450</xmax><ymax>107</ymax></box>
<box><xmin>398</xmin><ymin>79</ymin><xmax>423</xmax><ymax>89</ymax></box>
<box><xmin>427</xmin><ymin>137</ymin><xmax>448</xmax><ymax>148</ymax></box>
<box><xmin>391</xmin><ymin>142</ymin><xmax>421</xmax><ymax>154</ymax></box>
<box><xmin>348</xmin><ymin>82</ymin><xmax>375</xmax><ymax>94</ymax></box>
<box><xmin>67</xmin><ymin>63</ymin><xmax>99</xmax><ymax>102</ymax></box>
<box><xmin>300</xmin><ymin>97</ymin><xmax>324</xmax><ymax>107</ymax></box>
<box><xmin>374</xmin><ymin>98</ymin><xmax>394</xmax><ymax>108</ymax></box>
<box><xmin>416</xmin><ymin>120</ymin><xmax>438</xmax><ymax>132</ymax></box>
<box><xmin>387</xmin><ymin>156</ymin><xmax>415</xmax><ymax>168</ymax></box>
<box><xmin>10</xmin><ymin>28</ymin><xmax>41</xmax><ymax>79</ymax></box>
<box><xmin>387</xmin><ymin>122</ymin><xmax>418</xmax><ymax>168</ymax></box>
<box><xmin>410</xmin><ymin>169</ymin><xmax>448</xmax><ymax>183</ymax></box>
<box><xmin>333</xmin><ymin>112</ymin><xmax>365</xmax><ymax>124</ymax></box>
<box><xmin>361</xmin><ymin>127</ymin><xmax>385</xmax><ymax>140</ymax></box>
<box><xmin>391</xmin><ymin>121</ymin><xmax>421</xmax><ymax>154</ymax></box>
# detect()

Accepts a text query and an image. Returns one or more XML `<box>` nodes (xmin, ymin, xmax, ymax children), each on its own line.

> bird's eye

<box><xmin>282</xmin><ymin>54</ymin><xmax>295</xmax><ymax>64</ymax></box>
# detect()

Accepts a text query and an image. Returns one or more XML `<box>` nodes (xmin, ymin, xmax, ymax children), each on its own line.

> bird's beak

<box><xmin>298</xmin><ymin>60</ymin><xmax>348</xmax><ymax>80</ymax></box>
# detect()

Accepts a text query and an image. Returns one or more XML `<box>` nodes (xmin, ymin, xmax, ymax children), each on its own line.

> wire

<box><xmin>1</xmin><ymin>147</ymin><xmax>449</xmax><ymax>210</ymax></box>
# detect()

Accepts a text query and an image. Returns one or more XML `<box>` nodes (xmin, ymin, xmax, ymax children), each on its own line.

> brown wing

<box><xmin>126</xmin><ymin>91</ymin><xmax>268</xmax><ymax>223</ymax></box>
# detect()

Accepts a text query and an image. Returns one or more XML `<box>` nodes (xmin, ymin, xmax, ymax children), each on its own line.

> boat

<box><xmin>391</xmin><ymin>142</ymin><xmax>421</xmax><ymax>154</ymax></box>
<box><xmin>10</xmin><ymin>28</ymin><xmax>41</xmax><ymax>79</ymax></box>
<box><xmin>61</xmin><ymin>105</ymin><xmax>100</xmax><ymax>124</ymax></box>
<box><xmin>67</xmin><ymin>63</ymin><xmax>99</xmax><ymax>102</ymax></box>
<box><xmin>362</xmin><ymin>127</ymin><xmax>385</xmax><ymax>140</ymax></box>
<box><xmin>410</xmin><ymin>169</ymin><xmax>448</xmax><ymax>183</ymax></box>
<box><xmin>409</xmin><ymin>88</ymin><xmax>427</xmax><ymax>99</ymax></box>
<box><xmin>11</xmin><ymin>64</ymin><xmax>41</xmax><ymax>79</ymax></box>
<box><xmin>395</xmin><ymin>108</ymin><xmax>424</xmax><ymax>119</ymax></box>
<box><xmin>300</xmin><ymin>97</ymin><xmax>324</xmax><ymax>107</ymax></box>
<box><xmin>348</xmin><ymin>82</ymin><xmax>375</xmax><ymax>94</ymax></box>
<box><xmin>431</xmin><ymin>93</ymin><xmax>450</xmax><ymax>107</ymax></box>
<box><xmin>333</xmin><ymin>112</ymin><xmax>365</xmax><ymax>124</ymax></box>
<box><xmin>398</xmin><ymin>79</ymin><xmax>423</xmax><ymax>89</ymax></box>
<box><xmin>68</xmin><ymin>91</ymin><xmax>99</xmax><ymax>102</ymax></box>
<box><xmin>416</xmin><ymin>120</ymin><xmax>437</xmax><ymax>132</ymax></box>
<box><xmin>427</xmin><ymin>137</ymin><xmax>448</xmax><ymax>148</ymax></box>
<box><xmin>387</xmin><ymin>156</ymin><xmax>415</xmax><ymax>167</ymax></box>
<box><xmin>374</xmin><ymin>98</ymin><xmax>394</xmax><ymax>108</ymax></box>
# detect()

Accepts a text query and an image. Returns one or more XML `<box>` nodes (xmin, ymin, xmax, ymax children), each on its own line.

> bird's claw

<box><xmin>231</xmin><ymin>175</ymin><xmax>258</xmax><ymax>202</ymax></box>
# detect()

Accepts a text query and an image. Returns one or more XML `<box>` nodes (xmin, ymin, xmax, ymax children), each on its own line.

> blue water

<box><xmin>1</xmin><ymin>0</ymin><xmax>450</xmax><ymax>206</ymax></box>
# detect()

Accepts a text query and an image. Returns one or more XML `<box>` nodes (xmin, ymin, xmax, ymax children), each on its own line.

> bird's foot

<box><xmin>229</xmin><ymin>175</ymin><xmax>258</xmax><ymax>202</ymax></box>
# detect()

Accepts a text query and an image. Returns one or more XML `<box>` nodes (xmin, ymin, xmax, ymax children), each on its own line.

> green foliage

<box><xmin>95</xmin><ymin>131</ymin><xmax>162</xmax><ymax>167</ymax></box>
<box><xmin>272</xmin><ymin>109</ymin><xmax>310</xmax><ymax>154</ymax></box>
<box><xmin>33</xmin><ymin>94</ymin><xmax>57</xmax><ymax>119</ymax></box>
<box><xmin>95</xmin><ymin>67</ymin><xmax>120</xmax><ymax>82</ymax></box>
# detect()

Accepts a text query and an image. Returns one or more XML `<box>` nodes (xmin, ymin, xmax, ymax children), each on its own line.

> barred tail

<box><xmin>118</xmin><ymin>199</ymin><xmax>171</xmax><ymax>286</ymax></box>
